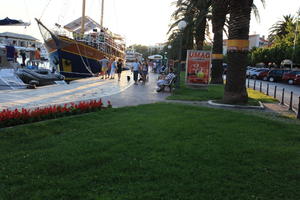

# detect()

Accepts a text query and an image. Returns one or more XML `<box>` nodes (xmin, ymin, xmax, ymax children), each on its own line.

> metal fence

<box><xmin>247</xmin><ymin>79</ymin><xmax>300</xmax><ymax>119</ymax></box>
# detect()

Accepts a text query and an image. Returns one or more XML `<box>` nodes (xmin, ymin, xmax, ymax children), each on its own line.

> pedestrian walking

<box><xmin>131</xmin><ymin>59</ymin><xmax>140</xmax><ymax>85</ymax></box>
<box><xmin>20</xmin><ymin>50</ymin><xmax>26</xmax><ymax>67</ymax></box>
<box><xmin>34</xmin><ymin>47</ymin><xmax>41</xmax><ymax>66</ymax></box>
<box><xmin>141</xmin><ymin>61</ymin><xmax>149</xmax><ymax>83</ymax></box>
<box><xmin>116</xmin><ymin>59</ymin><xmax>123</xmax><ymax>81</ymax></box>
<box><xmin>110</xmin><ymin>58</ymin><xmax>117</xmax><ymax>79</ymax></box>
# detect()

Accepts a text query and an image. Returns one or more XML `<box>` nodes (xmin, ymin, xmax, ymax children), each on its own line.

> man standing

<box><xmin>98</xmin><ymin>56</ymin><xmax>109</xmax><ymax>79</ymax></box>
<box><xmin>5</xmin><ymin>40</ymin><xmax>16</xmax><ymax>63</ymax></box>
<box><xmin>131</xmin><ymin>59</ymin><xmax>140</xmax><ymax>85</ymax></box>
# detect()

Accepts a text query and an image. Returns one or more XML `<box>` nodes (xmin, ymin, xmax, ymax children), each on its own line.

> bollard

<box><xmin>247</xmin><ymin>78</ymin><xmax>250</xmax><ymax>88</ymax></box>
<box><xmin>259</xmin><ymin>82</ymin><xmax>262</xmax><ymax>93</ymax></box>
<box><xmin>297</xmin><ymin>97</ymin><xmax>300</xmax><ymax>119</ymax></box>
<box><xmin>281</xmin><ymin>88</ymin><xmax>285</xmax><ymax>105</ymax></box>
<box><xmin>289</xmin><ymin>91</ymin><xmax>293</xmax><ymax>111</ymax></box>
<box><xmin>274</xmin><ymin>86</ymin><xmax>277</xmax><ymax>98</ymax></box>
<box><xmin>267</xmin><ymin>84</ymin><xmax>269</xmax><ymax>95</ymax></box>
<box><xmin>253</xmin><ymin>80</ymin><xmax>256</xmax><ymax>90</ymax></box>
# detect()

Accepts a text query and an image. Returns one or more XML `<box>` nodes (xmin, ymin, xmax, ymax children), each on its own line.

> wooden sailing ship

<box><xmin>36</xmin><ymin>0</ymin><xmax>125</xmax><ymax>81</ymax></box>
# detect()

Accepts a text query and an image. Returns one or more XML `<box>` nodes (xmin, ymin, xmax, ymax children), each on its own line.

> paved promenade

<box><xmin>0</xmin><ymin>71</ymin><xmax>169</xmax><ymax>110</ymax></box>
<box><xmin>0</xmin><ymin>71</ymin><xmax>297</xmax><ymax>119</ymax></box>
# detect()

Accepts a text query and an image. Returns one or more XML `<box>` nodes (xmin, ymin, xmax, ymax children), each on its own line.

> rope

<box><xmin>74</xmin><ymin>40</ymin><xmax>95</xmax><ymax>76</ymax></box>
<box><xmin>83</xmin><ymin>44</ymin><xmax>92</xmax><ymax>73</ymax></box>
<box><xmin>39</xmin><ymin>0</ymin><xmax>53</xmax><ymax>20</ymax></box>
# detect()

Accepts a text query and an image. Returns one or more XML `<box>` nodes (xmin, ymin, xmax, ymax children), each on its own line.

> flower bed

<box><xmin>0</xmin><ymin>99</ymin><xmax>112</xmax><ymax>128</ymax></box>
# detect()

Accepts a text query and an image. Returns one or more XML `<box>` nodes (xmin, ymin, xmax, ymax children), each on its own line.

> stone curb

<box><xmin>208</xmin><ymin>100</ymin><xmax>265</xmax><ymax>110</ymax></box>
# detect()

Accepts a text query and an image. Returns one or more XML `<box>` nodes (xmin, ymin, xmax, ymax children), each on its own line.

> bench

<box><xmin>156</xmin><ymin>76</ymin><xmax>176</xmax><ymax>92</ymax></box>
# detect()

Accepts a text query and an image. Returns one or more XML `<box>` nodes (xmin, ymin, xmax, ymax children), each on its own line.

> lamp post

<box><xmin>176</xmin><ymin>20</ymin><xmax>187</xmax><ymax>88</ymax></box>
<box><xmin>166</xmin><ymin>45</ymin><xmax>172</xmax><ymax>72</ymax></box>
<box><xmin>292</xmin><ymin>8</ymin><xmax>300</xmax><ymax>69</ymax></box>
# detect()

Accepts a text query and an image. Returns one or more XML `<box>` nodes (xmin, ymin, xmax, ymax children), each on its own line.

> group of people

<box><xmin>98</xmin><ymin>56</ymin><xmax>176</xmax><ymax>92</ymax></box>
<box><xmin>98</xmin><ymin>57</ymin><xmax>149</xmax><ymax>84</ymax></box>
<box><xmin>98</xmin><ymin>57</ymin><xmax>123</xmax><ymax>81</ymax></box>
<box><xmin>131</xmin><ymin>59</ymin><xmax>149</xmax><ymax>85</ymax></box>
<box><xmin>3</xmin><ymin>36</ymin><xmax>41</xmax><ymax>67</ymax></box>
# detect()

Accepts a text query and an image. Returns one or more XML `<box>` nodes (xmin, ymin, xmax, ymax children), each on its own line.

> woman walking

<box><xmin>141</xmin><ymin>61</ymin><xmax>149</xmax><ymax>83</ymax></box>
<box><xmin>110</xmin><ymin>58</ymin><xmax>117</xmax><ymax>79</ymax></box>
<box><xmin>116</xmin><ymin>59</ymin><xmax>123</xmax><ymax>81</ymax></box>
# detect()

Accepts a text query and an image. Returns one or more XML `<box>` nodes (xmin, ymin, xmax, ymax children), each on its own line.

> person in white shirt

<box><xmin>110</xmin><ymin>59</ymin><xmax>117</xmax><ymax>79</ymax></box>
<box><xmin>131</xmin><ymin>59</ymin><xmax>140</xmax><ymax>85</ymax></box>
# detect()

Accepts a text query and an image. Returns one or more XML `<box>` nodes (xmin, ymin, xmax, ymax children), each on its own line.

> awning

<box><xmin>63</xmin><ymin>16</ymin><xmax>101</xmax><ymax>33</ymax></box>
<box><xmin>0</xmin><ymin>17</ymin><xmax>30</xmax><ymax>26</ymax></box>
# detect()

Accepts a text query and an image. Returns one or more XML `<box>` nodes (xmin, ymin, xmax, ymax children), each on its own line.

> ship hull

<box><xmin>45</xmin><ymin>36</ymin><xmax>112</xmax><ymax>81</ymax></box>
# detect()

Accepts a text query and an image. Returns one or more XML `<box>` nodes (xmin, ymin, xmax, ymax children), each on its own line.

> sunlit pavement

<box><xmin>100</xmin><ymin>72</ymin><xmax>170</xmax><ymax>108</ymax></box>
<box><xmin>0</xmin><ymin>71</ymin><xmax>170</xmax><ymax>110</ymax></box>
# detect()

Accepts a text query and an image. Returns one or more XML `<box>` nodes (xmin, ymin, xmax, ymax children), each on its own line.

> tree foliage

<box><xmin>166</xmin><ymin>0</ymin><xmax>212</xmax><ymax>60</ymax></box>
<box><xmin>250</xmin><ymin>15</ymin><xmax>300</xmax><ymax>66</ymax></box>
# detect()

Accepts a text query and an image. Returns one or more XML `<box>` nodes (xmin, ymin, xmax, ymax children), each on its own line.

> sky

<box><xmin>0</xmin><ymin>0</ymin><xmax>299</xmax><ymax>46</ymax></box>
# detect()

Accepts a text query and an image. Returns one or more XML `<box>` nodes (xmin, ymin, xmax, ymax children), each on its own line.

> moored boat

<box><xmin>36</xmin><ymin>0</ymin><xmax>126</xmax><ymax>81</ymax></box>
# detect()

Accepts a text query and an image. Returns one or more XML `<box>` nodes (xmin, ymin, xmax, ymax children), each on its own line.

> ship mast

<box><xmin>81</xmin><ymin>0</ymin><xmax>86</xmax><ymax>35</ymax></box>
<box><xmin>100</xmin><ymin>0</ymin><xmax>104</xmax><ymax>27</ymax></box>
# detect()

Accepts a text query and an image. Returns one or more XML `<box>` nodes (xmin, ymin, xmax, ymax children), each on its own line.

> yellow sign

<box><xmin>62</xmin><ymin>59</ymin><xmax>72</xmax><ymax>72</ymax></box>
<box><xmin>227</xmin><ymin>40</ymin><xmax>249</xmax><ymax>51</ymax></box>
<box><xmin>212</xmin><ymin>54</ymin><xmax>223</xmax><ymax>60</ymax></box>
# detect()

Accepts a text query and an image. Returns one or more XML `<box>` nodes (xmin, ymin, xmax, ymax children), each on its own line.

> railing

<box><xmin>247</xmin><ymin>78</ymin><xmax>300</xmax><ymax>119</ymax></box>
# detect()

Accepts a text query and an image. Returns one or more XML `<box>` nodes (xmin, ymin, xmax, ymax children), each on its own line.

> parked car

<box><xmin>250</xmin><ymin>68</ymin><xmax>269</xmax><ymax>79</ymax></box>
<box><xmin>294</xmin><ymin>74</ymin><xmax>300</xmax><ymax>85</ymax></box>
<box><xmin>246</xmin><ymin>67</ymin><xmax>257</xmax><ymax>77</ymax></box>
<box><xmin>267</xmin><ymin>69</ymin><xmax>291</xmax><ymax>82</ymax></box>
<box><xmin>256</xmin><ymin>69</ymin><xmax>270</xmax><ymax>80</ymax></box>
<box><xmin>282</xmin><ymin>71</ymin><xmax>300</xmax><ymax>85</ymax></box>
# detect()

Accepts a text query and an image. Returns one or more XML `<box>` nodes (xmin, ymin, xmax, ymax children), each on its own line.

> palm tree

<box><xmin>210</xmin><ymin>0</ymin><xmax>229</xmax><ymax>84</ymax></box>
<box><xmin>269</xmin><ymin>15</ymin><xmax>295</xmax><ymax>42</ymax></box>
<box><xmin>223</xmin><ymin>0</ymin><xmax>254</xmax><ymax>104</ymax></box>
<box><xmin>192</xmin><ymin>0</ymin><xmax>212</xmax><ymax>50</ymax></box>
<box><xmin>168</xmin><ymin>0</ymin><xmax>211</xmax><ymax>52</ymax></box>
<box><xmin>210</xmin><ymin>0</ymin><xmax>265</xmax><ymax>85</ymax></box>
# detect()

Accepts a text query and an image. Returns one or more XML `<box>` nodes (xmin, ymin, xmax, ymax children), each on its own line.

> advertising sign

<box><xmin>186</xmin><ymin>50</ymin><xmax>211</xmax><ymax>85</ymax></box>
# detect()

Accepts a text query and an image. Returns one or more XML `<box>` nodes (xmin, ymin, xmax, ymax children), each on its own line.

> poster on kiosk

<box><xmin>185</xmin><ymin>50</ymin><xmax>211</xmax><ymax>85</ymax></box>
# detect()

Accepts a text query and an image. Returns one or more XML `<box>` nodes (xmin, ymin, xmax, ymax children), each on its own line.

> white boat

<box><xmin>0</xmin><ymin>18</ymin><xmax>64</xmax><ymax>90</ymax></box>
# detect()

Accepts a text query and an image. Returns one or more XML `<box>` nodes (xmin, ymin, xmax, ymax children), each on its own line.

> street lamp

<box><xmin>176</xmin><ymin>20</ymin><xmax>187</xmax><ymax>88</ymax></box>
<box><xmin>165</xmin><ymin>45</ymin><xmax>172</xmax><ymax>73</ymax></box>
<box><xmin>292</xmin><ymin>8</ymin><xmax>300</xmax><ymax>69</ymax></box>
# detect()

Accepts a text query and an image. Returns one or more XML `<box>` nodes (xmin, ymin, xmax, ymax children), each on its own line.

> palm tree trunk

<box><xmin>195</xmin><ymin>17</ymin><xmax>207</xmax><ymax>50</ymax></box>
<box><xmin>223</xmin><ymin>0</ymin><xmax>253</xmax><ymax>104</ymax></box>
<box><xmin>211</xmin><ymin>0</ymin><xmax>228</xmax><ymax>84</ymax></box>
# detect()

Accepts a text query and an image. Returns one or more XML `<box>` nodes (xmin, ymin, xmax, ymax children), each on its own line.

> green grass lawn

<box><xmin>0</xmin><ymin>103</ymin><xmax>299</xmax><ymax>200</ymax></box>
<box><xmin>168</xmin><ymin>73</ymin><xmax>278</xmax><ymax>104</ymax></box>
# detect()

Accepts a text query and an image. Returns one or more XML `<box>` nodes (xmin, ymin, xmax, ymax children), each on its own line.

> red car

<box><xmin>257</xmin><ymin>70</ymin><xmax>269</xmax><ymax>80</ymax></box>
<box><xmin>282</xmin><ymin>71</ymin><xmax>300</xmax><ymax>84</ymax></box>
<box><xmin>294</xmin><ymin>74</ymin><xmax>300</xmax><ymax>85</ymax></box>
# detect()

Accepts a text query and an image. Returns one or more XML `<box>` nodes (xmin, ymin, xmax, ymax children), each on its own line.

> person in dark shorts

<box><xmin>116</xmin><ymin>59</ymin><xmax>123</xmax><ymax>81</ymax></box>
<box><xmin>131</xmin><ymin>59</ymin><xmax>140</xmax><ymax>85</ymax></box>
